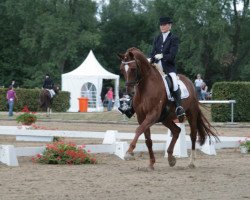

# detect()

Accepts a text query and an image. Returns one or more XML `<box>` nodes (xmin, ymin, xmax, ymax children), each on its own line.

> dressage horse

<box><xmin>40</xmin><ymin>86</ymin><xmax>59</xmax><ymax>117</ymax></box>
<box><xmin>118</xmin><ymin>47</ymin><xmax>219</xmax><ymax>169</ymax></box>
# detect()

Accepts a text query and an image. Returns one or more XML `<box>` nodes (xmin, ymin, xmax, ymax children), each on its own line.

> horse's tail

<box><xmin>196</xmin><ymin>104</ymin><xmax>220</xmax><ymax>145</ymax></box>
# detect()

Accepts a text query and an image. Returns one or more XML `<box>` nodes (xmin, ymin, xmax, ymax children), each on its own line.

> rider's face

<box><xmin>160</xmin><ymin>23</ymin><xmax>172</xmax><ymax>33</ymax></box>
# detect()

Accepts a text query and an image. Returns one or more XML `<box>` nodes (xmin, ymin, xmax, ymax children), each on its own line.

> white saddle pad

<box><xmin>152</xmin><ymin>63</ymin><xmax>189</xmax><ymax>101</ymax></box>
<box><xmin>162</xmin><ymin>75</ymin><xmax>189</xmax><ymax>101</ymax></box>
<box><xmin>46</xmin><ymin>89</ymin><xmax>55</xmax><ymax>98</ymax></box>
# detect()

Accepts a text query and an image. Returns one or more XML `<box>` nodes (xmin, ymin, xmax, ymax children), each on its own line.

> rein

<box><xmin>121</xmin><ymin>59</ymin><xmax>141</xmax><ymax>87</ymax></box>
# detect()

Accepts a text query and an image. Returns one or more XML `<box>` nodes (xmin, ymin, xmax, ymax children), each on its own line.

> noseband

<box><xmin>121</xmin><ymin>60</ymin><xmax>141</xmax><ymax>87</ymax></box>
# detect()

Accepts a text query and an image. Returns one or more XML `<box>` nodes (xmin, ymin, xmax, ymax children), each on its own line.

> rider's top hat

<box><xmin>159</xmin><ymin>17</ymin><xmax>173</xmax><ymax>25</ymax></box>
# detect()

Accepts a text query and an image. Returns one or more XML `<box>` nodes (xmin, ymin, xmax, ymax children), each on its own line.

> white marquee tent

<box><xmin>61</xmin><ymin>50</ymin><xmax>120</xmax><ymax>112</ymax></box>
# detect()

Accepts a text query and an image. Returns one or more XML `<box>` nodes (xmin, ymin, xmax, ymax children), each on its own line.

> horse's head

<box><xmin>53</xmin><ymin>85</ymin><xmax>60</xmax><ymax>94</ymax></box>
<box><xmin>117</xmin><ymin>48</ymin><xmax>142</xmax><ymax>96</ymax></box>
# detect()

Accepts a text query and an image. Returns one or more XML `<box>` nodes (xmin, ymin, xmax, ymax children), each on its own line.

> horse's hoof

<box><xmin>137</xmin><ymin>166</ymin><xmax>154</xmax><ymax>171</ymax></box>
<box><xmin>124</xmin><ymin>152</ymin><xmax>135</xmax><ymax>161</ymax></box>
<box><xmin>188</xmin><ymin>163</ymin><xmax>196</xmax><ymax>169</ymax></box>
<box><xmin>149</xmin><ymin>165</ymin><xmax>154</xmax><ymax>171</ymax></box>
<box><xmin>168</xmin><ymin>156</ymin><xmax>176</xmax><ymax>167</ymax></box>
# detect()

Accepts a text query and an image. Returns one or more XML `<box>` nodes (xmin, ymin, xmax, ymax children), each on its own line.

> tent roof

<box><xmin>62</xmin><ymin>50</ymin><xmax>118</xmax><ymax>79</ymax></box>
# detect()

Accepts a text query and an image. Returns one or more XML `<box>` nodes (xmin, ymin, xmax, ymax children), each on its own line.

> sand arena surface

<box><xmin>0</xmin><ymin>116</ymin><xmax>250</xmax><ymax>200</ymax></box>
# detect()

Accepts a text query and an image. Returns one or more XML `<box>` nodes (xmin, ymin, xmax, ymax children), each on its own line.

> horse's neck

<box><xmin>138</xmin><ymin>61</ymin><xmax>153</xmax><ymax>77</ymax></box>
<box><xmin>141</xmin><ymin>64</ymin><xmax>160</xmax><ymax>82</ymax></box>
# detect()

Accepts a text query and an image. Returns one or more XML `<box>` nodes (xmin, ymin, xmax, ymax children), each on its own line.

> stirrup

<box><xmin>118</xmin><ymin>107</ymin><xmax>126</xmax><ymax>114</ymax></box>
<box><xmin>118</xmin><ymin>106</ymin><xmax>134</xmax><ymax>118</ymax></box>
<box><xmin>176</xmin><ymin>106</ymin><xmax>186</xmax><ymax>123</ymax></box>
<box><xmin>175</xmin><ymin>106</ymin><xmax>185</xmax><ymax>117</ymax></box>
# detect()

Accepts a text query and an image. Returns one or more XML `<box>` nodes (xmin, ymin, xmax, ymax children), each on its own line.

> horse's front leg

<box><xmin>125</xmin><ymin>116</ymin><xmax>155</xmax><ymax>161</ymax></box>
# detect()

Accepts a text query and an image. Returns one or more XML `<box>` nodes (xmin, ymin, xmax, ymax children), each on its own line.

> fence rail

<box><xmin>199</xmin><ymin>100</ymin><xmax>236</xmax><ymax>123</ymax></box>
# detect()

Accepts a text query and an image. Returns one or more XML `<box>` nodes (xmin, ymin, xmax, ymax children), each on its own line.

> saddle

<box><xmin>45</xmin><ymin>89</ymin><xmax>56</xmax><ymax>99</ymax></box>
<box><xmin>152</xmin><ymin>63</ymin><xmax>189</xmax><ymax>99</ymax></box>
<box><xmin>152</xmin><ymin>63</ymin><xmax>189</xmax><ymax>122</ymax></box>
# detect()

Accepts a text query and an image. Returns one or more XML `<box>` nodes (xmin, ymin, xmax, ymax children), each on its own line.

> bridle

<box><xmin>121</xmin><ymin>59</ymin><xmax>141</xmax><ymax>87</ymax></box>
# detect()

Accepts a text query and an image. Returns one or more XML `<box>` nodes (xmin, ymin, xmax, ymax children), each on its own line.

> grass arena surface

<box><xmin>0</xmin><ymin>110</ymin><xmax>250</xmax><ymax>200</ymax></box>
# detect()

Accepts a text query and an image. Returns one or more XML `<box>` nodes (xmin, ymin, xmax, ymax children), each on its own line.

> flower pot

<box><xmin>21</xmin><ymin>125</ymin><xmax>32</xmax><ymax>130</ymax></box>
<box><xmin>22</xmin><ymin>123</ymin><xmax>33</xmax><ymax>126</ymax></box>
<box><xmin>240</xmin><ymin>146</ymin><xmax>248</xmax><ymax>154</ymax></box>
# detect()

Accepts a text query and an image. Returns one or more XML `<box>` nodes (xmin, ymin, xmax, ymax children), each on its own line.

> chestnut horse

<box><xmin>118</xmin><ymin>47</ymin><xmax>219</xmax><ymax>169</ymax></box>
<box><xmin>40</xmin><ymin>86</ymin><xmax>59</xmax><ymax>117</ymax></box>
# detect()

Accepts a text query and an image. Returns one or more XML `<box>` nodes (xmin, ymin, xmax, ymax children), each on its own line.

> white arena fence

<box><xmin>199</xmin><ymin>100</ymin><xmax>236</xmax><ymax>123</ymax></box>
<box><xmin>0</xmin><ymin>123</ymin><xmax>245</xmax><ymax>166</ymax></box>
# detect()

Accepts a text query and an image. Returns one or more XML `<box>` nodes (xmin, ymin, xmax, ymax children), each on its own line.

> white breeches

<box><xmin>169</xmin><ymin>72</ymin><xmax>178</xmax><ymax>91</ymax></box>
<box><xmin>158</xmin><ymin>61</ymin><xmax>178</xmax><ymax>91</ymax></box>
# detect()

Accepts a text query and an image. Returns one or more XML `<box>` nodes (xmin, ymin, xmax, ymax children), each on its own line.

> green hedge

<box><xmin>211</xmin><ymin>82</ymin><xmax>250</xmax><ymax>122</ymax></box>
<box><xmin>0</xmin><ymin>88</ymin><xmax>70</xmax><ymax>112</ymax></box>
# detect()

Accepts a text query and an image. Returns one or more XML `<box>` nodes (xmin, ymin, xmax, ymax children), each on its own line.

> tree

<box><xmin>98</xmin><ymin>0</ymin><xmax>155</xmax><ymax>75</ymax></box>
<box><xmin>0</xmin><ymin>0</ymin><xmax>100</xmax><ymax>88</ymax></box>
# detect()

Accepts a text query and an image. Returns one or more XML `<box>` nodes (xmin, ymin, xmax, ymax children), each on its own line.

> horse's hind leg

<box><xmin>162</xmin><ymin>120</ymin><xmax>181</xmax><ymax>167</ymax></box>
<box><xmin>186</xmin><ymin>110</ymin><xmax>198</xmax><ymax>168</ymax></box>
<box><xmin>144</xmin><ymin>128</ymin><xmax>155</xmax><ymax>170</ymax></box>
<box><xmin>46</xmin><ymin>107</ymin><xmax>50</xmax><ymax>117</ymax></box>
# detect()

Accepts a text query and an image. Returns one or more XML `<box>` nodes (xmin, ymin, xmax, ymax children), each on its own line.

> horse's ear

<box><xmin>128</xmin><ymin>52</ymin><xmax>135</xmax><ymax>59</ymax></box>
<box><xmin>117</xmin><ymin>53</ymin><xmax>125</xmax><ymax>60</ymax></box>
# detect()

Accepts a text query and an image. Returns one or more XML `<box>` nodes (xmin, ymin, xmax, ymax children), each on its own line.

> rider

<box><xmin>42</xmin><ymin>74</ymin><xmax>55</xmax><ymax>98</ymax></box>
<box><xmin>150</xmin><ymin>16</ymin><xmax>185</xmax><ymax>119</ymax></box>
<box><xmin>118</xmin><ymin>16</ymin><xmax>185</xmax><ymax>120</ymax></box>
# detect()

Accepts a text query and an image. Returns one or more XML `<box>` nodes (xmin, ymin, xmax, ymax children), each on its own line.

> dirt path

<box><xmin>0</xmin><ymin>119</ymin><xmax>250</xmax><ymax>200</ymax></box>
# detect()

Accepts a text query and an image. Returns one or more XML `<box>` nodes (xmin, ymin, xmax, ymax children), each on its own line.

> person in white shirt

<box><xmin>194</xmin><ymin>74</ymin><xmax>203</xmax><ymax>100</ymax></box>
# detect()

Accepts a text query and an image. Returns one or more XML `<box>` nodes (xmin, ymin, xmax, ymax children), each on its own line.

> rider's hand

<box><xmin>148</xmin><ymin>57</ymin><xmax>155</xmax><ymax>64</ymax></box>
<box><xmin>154</xmin><ymin>53</ymin><xmax>163</xmax><ymax>60</ymax></box>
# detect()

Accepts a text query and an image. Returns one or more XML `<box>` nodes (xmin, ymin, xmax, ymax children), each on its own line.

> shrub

<box><xmin>211</xmin><ymin>82</ymin><xmax>250</xmax><ymax>122</ymax></box>
<box><xmin>0</xmin><ymin>88</ymin><xmax>70</xmax><ymax>112</ymax></box>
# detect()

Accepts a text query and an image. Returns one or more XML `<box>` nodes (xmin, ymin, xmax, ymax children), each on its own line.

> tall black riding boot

<box><xmin>172</xmin><ymin>88</ymin><xmax>186</xmax><ymax>121</ymax></box>
<box><xmin>118</xmin><ymin>98</ymin><xmax>135</xmax><ymax>118</ymax></box>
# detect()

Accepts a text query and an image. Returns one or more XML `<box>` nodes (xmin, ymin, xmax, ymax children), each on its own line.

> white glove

<box><xmin>154</xmin><ymin>53</ymin><xmax>163</xmax><ymax>60</ymax></box>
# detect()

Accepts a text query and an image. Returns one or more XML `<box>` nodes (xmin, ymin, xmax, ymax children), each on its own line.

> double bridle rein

<box><xmin>121</xmin><ymin>59</ymin><xmax>141</xmax><ymax>87</ymax></box>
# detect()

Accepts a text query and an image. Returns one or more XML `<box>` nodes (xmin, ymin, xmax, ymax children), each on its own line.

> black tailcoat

<box><xmin>149</xmin><ymin>32</ymin><xmax>179</xmax><ymax>73</ymax></box>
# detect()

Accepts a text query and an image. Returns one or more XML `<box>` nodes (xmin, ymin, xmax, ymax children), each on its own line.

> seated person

<box><xmin>201</xmin><ymin>82</ymin><xmax>209</xmax><ymax>100</ymax></box>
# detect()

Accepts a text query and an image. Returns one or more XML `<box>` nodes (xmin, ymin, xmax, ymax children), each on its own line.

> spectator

<box><xmin>105</xmin><ymin>87</ymin><xmax>114</xmax><ymax>111</ymax></box>
<box><xmin>201</xmin><ymin>82</ymin><xmax>209</xmax><ymax>100</ymax></box>
<box><xmin>194</xmin><ymin>74</ymin><xmax>203</xmax><ymax>100</ymax></box>
<box><xmin>6</xmin><ymin>85</ymin><xmax>18</xmax><ymax>117</ymax></box>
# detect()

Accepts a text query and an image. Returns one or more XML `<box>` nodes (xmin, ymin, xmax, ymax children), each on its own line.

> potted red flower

<box><xmin>16</xmin><ymin>106</ymin><xmax>37</xmax><ymax>125</ymax></box>
<box><xmin>32</xmin><ymin>141</ymin><xmax>97</xmax><ymax>165</ymax></box>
